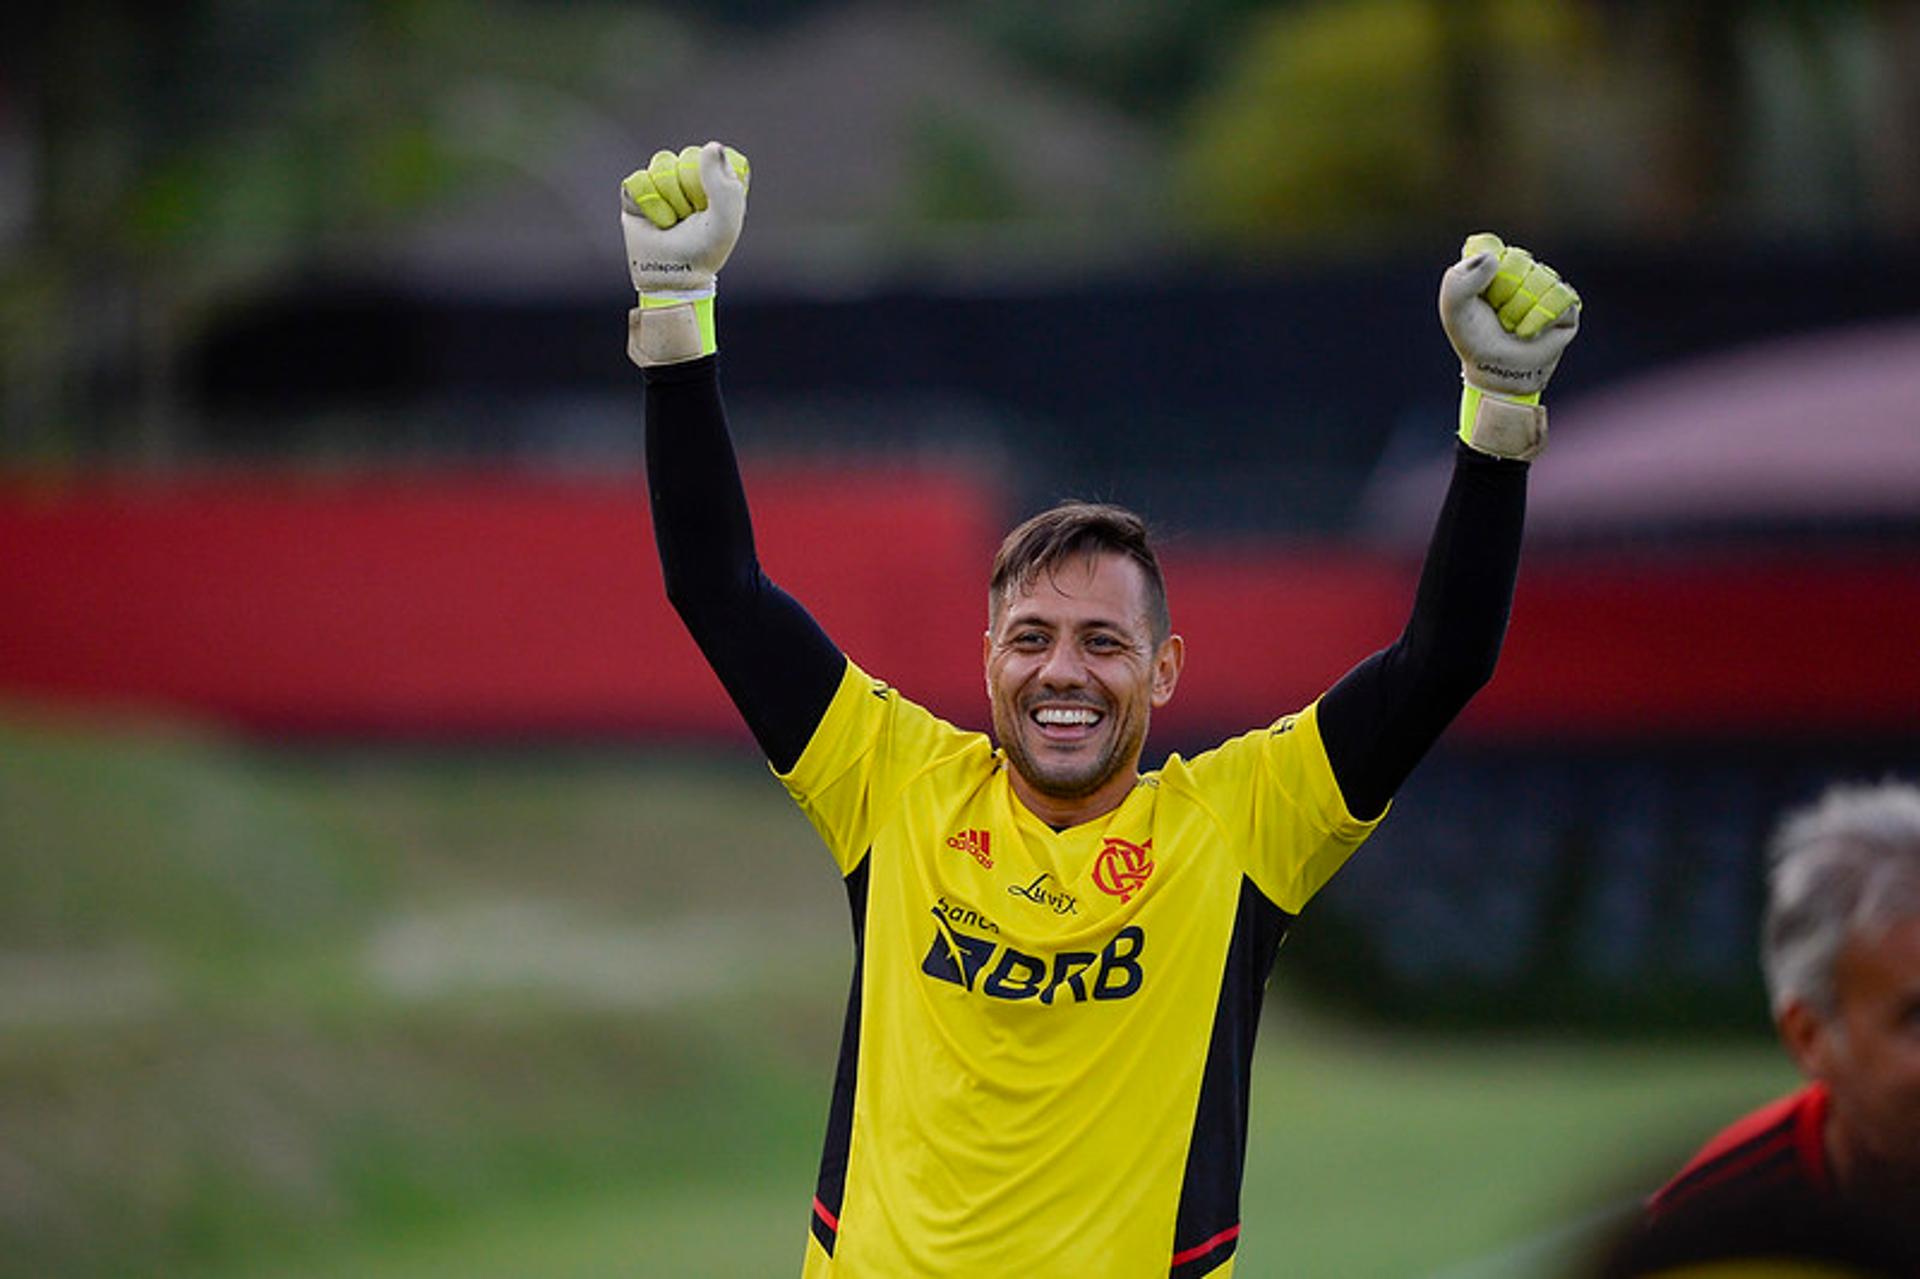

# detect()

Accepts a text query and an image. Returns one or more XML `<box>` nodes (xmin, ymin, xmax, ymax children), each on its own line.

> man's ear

<box><xmin>1150</xmin><ymin>634</ymin><xmax>1185</xmax><ymax>708</ymax></box>
<box><xmin>982</xmin><ymin>630</ymin><xmax>993</xmax><ymax>696</ymax></box>
<box><xmin>1779</xmin><ymin>998</ymin><xmax>1839</xmax><ymax>1081</ymax></box>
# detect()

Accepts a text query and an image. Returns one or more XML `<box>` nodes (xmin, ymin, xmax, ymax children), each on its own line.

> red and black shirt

<box><xmin>1606</xmin><ymin>1084</ymin><xmax>1919</xmax><ymax>1277</ymax></box>
<box><xmin>1648</xmin><ymin>1082</ymin><xmax>1832</xmax><ymax>1219</ymax></box>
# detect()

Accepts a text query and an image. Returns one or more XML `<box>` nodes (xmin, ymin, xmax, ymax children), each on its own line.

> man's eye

<box><xmin>1086</xmin><ymin>634</ymin><xmax>1123</xmax><ymax>652</ymax></box>
<box><xmin>1011</xmin><ymin>632</ymin><xmax>1048</xmax><ymax>648</ymax></box>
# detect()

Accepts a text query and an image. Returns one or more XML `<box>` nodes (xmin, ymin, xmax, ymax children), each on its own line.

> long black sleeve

<box><xmin>644</xmin><ymin>356</ymin><xmax>844</xmax><ymax>772</ymax></box>
<box><xmin>1317</xmin><ymin>442</ymin><xmax>1528</xmax><ymax>820</ymax></box>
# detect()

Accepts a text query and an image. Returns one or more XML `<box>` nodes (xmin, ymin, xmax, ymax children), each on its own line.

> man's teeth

<box><xmin>1034</xmin><ymin>707</ymin><xmax>1101</xmax><ymax>726</ymax></box>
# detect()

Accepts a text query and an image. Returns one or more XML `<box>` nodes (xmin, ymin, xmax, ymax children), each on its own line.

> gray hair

<box><xmin>1761</xmin><ymin>779</ymin><xmax>1920</xmax><ymax>1017</ymax></box>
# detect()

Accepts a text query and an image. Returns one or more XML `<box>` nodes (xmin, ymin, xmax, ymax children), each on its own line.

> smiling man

<box><xmin>623</xmin><ymin>142</ymin><xmax>1581</xmax><ymax>1278</ymax></box>
<box><xmin>985</xmin><ymin>510</ymin><xmax>1183</xmax><ymax>826</ymax></box>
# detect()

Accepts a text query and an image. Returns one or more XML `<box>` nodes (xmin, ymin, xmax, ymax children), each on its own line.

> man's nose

<box><xmin>1037</xmin><ymin>640</ymin><xmax>1087</xmax><ymax>686</ymax></box>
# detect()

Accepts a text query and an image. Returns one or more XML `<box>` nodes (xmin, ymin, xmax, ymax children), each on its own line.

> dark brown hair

<box><xmin>989</xmin><ymin>501</ymin><xmax>1169</xmax><ymax>642</ymax></box>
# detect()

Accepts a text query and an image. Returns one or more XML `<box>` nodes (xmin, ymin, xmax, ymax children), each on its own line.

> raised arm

<box><xmin>1319</xmin><ymin>234</ymin><xmax>1582</xmax><ymax>819</ymax></box>
<box><xmin>624</xmin><ymin>143</ymin><xmax>843</xmax><ymax>771</ymax></box>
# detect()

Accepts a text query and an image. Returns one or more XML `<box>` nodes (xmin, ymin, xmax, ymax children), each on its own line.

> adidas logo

<box><xmin>945</xmin><ymin>828</ymin><xmax>993</xmax><ymax>870</ymax></box>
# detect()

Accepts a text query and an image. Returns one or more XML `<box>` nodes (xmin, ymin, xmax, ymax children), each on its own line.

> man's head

<box><xmin>990</xmin><ymin>502</ymin><xmax>1171</xmax><ymax>646</ymax></box>
<box><xmin>983</xmin><ymin>502</ymin><xmax>1183</xmax><ymax>824</ymax></box>
<box><xmin>1763</xmin><ymin>780</ymin><xmax>1920</xmax><ymax>1196</ymax></box>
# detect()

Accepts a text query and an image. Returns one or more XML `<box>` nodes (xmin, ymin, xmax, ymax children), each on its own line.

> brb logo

<box><xmin>1092</xmin><ymin>837</ymin><xmax>1154</xmax><ymax>903</ymax></box>
<box><xmin>921</xmin><ymin>908</ymin><xmax>1145</xmax><ymax>1004</ymax></box>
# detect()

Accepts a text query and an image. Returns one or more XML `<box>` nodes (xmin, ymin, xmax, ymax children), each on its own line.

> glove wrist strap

<box><xmin>628</xmin><ymin>290</ymin><xmax>716</xmax><ymax>367</ymax></box>
<box><xmin>1458</xmin><ymin>382</ymin><xmax>1546</xmax><ymax>462</ymax></box>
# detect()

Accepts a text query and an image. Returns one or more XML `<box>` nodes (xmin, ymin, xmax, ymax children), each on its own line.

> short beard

<box><xmin>992</xmin><ymin>698</ymin><xmax>1145</xmax><ymax>802</ymax></box>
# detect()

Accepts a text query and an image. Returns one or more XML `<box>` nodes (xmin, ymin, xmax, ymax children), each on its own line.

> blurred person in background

<box><xmin>1601</xmin><ymin>780</ymin><xmax>1920</xmax><ymax>1277</ymax></box>
<box><xmin>623</xmin><ymin>141</ymin><xmax>1579</xmax><ymax>1277</ymax></box>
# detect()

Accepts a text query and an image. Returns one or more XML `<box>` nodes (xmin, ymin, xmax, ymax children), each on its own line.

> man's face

<box><xmin>984</xmin><ymin>551</ymin><xmax>1182</xmax><ymax>821</ymax></box>
<box><xmin>1789</xmin><ymin>911</ymin><xmax>1920</xmax><ymax>1193</ymax></box>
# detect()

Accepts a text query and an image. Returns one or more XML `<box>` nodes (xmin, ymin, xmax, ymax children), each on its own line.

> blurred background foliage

<box><xmin>5</xmin><ymin>0</ymin><xmax>1920</xmax><ymax>460</ymax></box>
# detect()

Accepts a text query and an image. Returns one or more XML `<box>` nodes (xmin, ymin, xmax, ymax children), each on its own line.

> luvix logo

<box><xmin>946</xmin><ymin>828</ymin><xmax>993</xmax><ymax>870</ymax></box>
<box><xmin>1092</xmin><ymin>837</ymin><xmax>1154</xmax><ymax>903</ymax></box>
<box><xmin>1008</xmin><ymin>874</ymin><xmax>1078</xmax><ymax>916</ymax></box>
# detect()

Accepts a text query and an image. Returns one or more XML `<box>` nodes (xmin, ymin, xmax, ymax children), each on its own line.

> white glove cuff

<box><xmin>627</xmin><ymin>290</ymin><xmax>716</xmax><ymax>368</ymax></box>
<box><xmin>1458</xmin><ymin>384</ymin><xmax>1547</xmax><ymax>462</ymax></box>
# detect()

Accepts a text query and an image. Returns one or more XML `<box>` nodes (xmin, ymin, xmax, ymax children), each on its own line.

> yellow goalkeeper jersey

<box><xmin>779</xmin><ymin>660</ymin><xmax>1381</xmax><ymax>1279</ymax></box>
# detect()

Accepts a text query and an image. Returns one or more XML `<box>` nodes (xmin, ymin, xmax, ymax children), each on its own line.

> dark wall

<box><xmin>188</xmin><ymin>241</ymin><xmax>1920</xmax><ymax>534</ymax></box>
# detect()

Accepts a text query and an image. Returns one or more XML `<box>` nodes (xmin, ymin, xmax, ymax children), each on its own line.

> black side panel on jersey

<box><xmin>809</xmin><ymin>854</ymin><xmax>871</xmax><ymax>1257</ymax></box>
<box><xmin>1169</xmin><ymin>877</ymin><xmax>1295</xmax><ymax>1279</ymax></box>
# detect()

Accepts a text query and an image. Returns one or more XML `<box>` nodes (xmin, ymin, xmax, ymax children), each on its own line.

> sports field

<box><xmin>0</xmin><ymin>710</ymin><xmax>1794</xmax><ymax>1279</ymax></box>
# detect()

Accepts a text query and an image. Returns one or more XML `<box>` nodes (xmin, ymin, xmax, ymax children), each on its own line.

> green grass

<box><xmin>219</xmin><ymin>1029</ymin><xmax>1790</xmax><ymax>1279</ymax></box>
<box><xmin>1237</xmin><ymin>1026</ymin><xmax>1793</xmax><ymax>1277</ymax></box>
<box><xmin>0</xmin><ymin>708</ymin><xmax>1794</xmax><ymax>1278</ymax></box>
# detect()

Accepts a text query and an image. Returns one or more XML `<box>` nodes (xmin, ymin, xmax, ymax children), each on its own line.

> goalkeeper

<box><xmin>625</xmin><ymin>141</ymin><xmax>1580</xmax><ymax>1279</ymax></box>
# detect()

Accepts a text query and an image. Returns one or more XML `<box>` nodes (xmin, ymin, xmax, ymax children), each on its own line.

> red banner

<box><xmin>3</xmin><ymin>469</ymin><xmax>1916</xmax><ymax>741</ymax></box>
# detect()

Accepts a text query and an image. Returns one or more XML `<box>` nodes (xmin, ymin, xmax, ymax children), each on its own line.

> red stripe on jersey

<box><xmin>1170</xmin><ymin>1223</ymin><xmax>1240</xmax><ymax>1267</ymax></box>
<box><xmin>812</xmin><ymin>1196</ymin><xmax>840</xmax><ymax>1232</ymax></box>
<box><xmin>1650</xmin><ymin>1082</ymin><xmax>1830</xmax><ymax>1215</ymax></box>
<box><xmin>1667</xmin><ymin>1129</ymin><xmax>1796</xmax><ymax>1206</ymax></box>
<box><xmin>1790</xmin><ymin>1080</ymin><xmax>1832</xmax><ymax>1196</ymax></box>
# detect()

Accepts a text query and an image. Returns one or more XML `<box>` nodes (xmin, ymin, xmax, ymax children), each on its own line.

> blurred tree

<box><xmin>901</xmin><ymin>107</ymin><xmax>1023</xmax><ymax>225</ymax></box>
<box><xmin>1169</xmin><ymin>0</ymin><xmax>1912</xmax><ymax>251</ymax></box>
<box><xmin>965</xmin><ymin>0</ymin><xmax>1276</xmax><ymax>118</ymax></box>
<box><xmin>1174</xmin><ymin>0</ymin><xmax>1594</xmax><ymax>247</ymax></box>
<box><xmin>1865</xmin><ymin>3</ymin><xmax>1920</xmax><ymax>236</ymax></box>
<box><xmin>0</xmin><ymin>0</ymin><xmax>677</xmax><ymax>461</ymax></box>
<box><xmin>632</xmin><ymin>0</ymin><xmax>839</xmax><ymax>30</ymax></box>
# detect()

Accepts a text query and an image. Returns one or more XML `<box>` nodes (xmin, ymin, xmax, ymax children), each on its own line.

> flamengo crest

<box><xmin>1092</xmin><ymin>837</ymin><xmax>1153</xmax><ymax>903</ymax></box>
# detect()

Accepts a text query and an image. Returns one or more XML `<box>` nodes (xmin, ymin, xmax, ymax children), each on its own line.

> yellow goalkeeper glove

<box><xmin>620</xmin><ymin>142</ymin><xmax>750</xmax><ymax>366</ymax></box>
<box><xmin>1437</xmin><ymin>232</ymin><xmax>1582</xmax><ymax>461</ymax></box>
